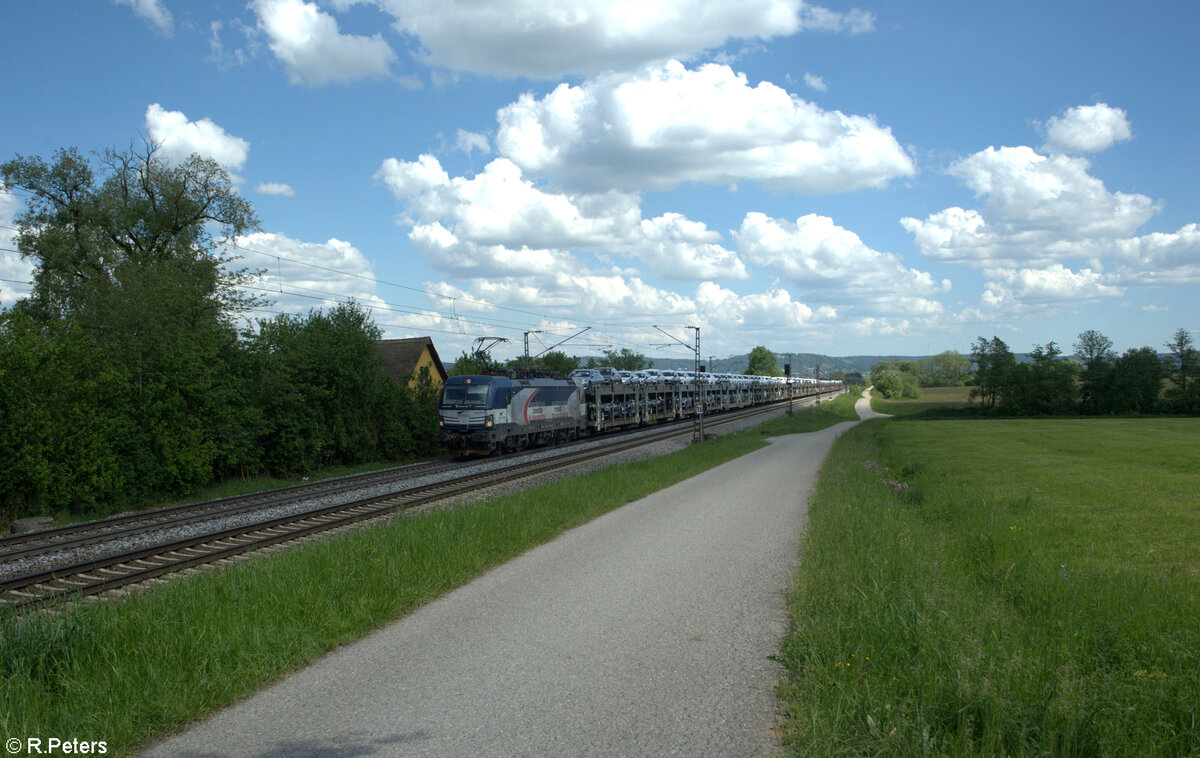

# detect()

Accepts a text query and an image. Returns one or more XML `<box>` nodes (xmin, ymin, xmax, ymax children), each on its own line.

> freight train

<box><xmin>436</xmin><ymin>371</ymin><xmax>842</xmax><ymax>456</ymax></box>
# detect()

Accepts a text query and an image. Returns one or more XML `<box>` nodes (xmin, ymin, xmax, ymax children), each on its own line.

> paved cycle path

<box><xmin>142</xmin><ymin>396</ymin><xmax>880</xmax><ymax>757</ymax></box>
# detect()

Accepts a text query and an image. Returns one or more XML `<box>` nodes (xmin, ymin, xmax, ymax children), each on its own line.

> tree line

<box><xmin>0</xmin><ymin>143</ymin><xmax>438</xmax><ymax>522</ymax></box>
<box><xmin>870</xmin><ymin>330</ymin><xmax>1198</xmax><ymax>415</ymax></box>
<box><xmin>971</xmin><ymin>329</ymin><xmax>1197</xmax><ymax>415</ymax></box>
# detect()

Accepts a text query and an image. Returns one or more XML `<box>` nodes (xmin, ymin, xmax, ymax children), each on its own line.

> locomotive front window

<box><xmin>465</xmin><ymin>383</ymin><xmax>490</xmax><ymax>405</ymax></box>
<box><xmin>441</xmin><ymin>382</ymin><xmax>491</xmax><ymax>407</ymax></box>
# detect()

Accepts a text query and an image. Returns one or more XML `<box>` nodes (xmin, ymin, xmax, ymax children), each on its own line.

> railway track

<box><xmin>0</xmin><ymin>459</ymin><xmax>460</xmax><ymax>567</ymax></box>
<box><xmin>0</xmin><ymin>395</ymin><xmax>830</xmax><ymax>610</ymax></box>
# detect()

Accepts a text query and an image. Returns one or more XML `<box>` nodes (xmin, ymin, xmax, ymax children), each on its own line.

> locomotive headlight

<box><xmin>485</xmin><ymin>418</ymin><xmax>493</xmax><ymax>427</ymax></box>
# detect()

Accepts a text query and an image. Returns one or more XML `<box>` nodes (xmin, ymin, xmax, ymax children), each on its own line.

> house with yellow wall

<box><xmin>373</xmin><ymin>337</ymin><xmax>448</xmax><ymax>389</ymax></box>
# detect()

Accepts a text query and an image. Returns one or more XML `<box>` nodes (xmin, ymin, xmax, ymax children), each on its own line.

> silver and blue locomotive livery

<box><xmin>437</xmin><ymin>375</ymin><xmax>584</xmax><ymax>455</ymax></box>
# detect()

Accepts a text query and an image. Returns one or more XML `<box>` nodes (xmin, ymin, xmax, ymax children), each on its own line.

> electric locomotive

<box><xmin>437</xmin><ymin>375</ymin><xmax>584</xmax><ymax>455</ymax></box>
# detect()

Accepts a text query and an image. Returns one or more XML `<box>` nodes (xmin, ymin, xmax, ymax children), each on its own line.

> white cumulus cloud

<box><xmin>902</xmin><ymin>106</ymin><xmax>1200</xmax><ymax>313</ymax></box>
<box><xmin>229</xmin><ymin>231</ymin><xmax>384</xmax><ymax>316</ymax></box>
<box><xmin>496</xmin><ymin>60</ymin><xmax>914</xmax><ymax>193</ymax></box>
<box><xmin>1110</xmin><ymin>224</ymin><xmax>1200</xmax><ymax>285</ymax></box>
<box><xmin>695</xmin><ymin>281</ymin><xmax>835</xmax><ymax>330</ymax></box>
<box><xmin>145</xmin><ymin>104</ymin><xmax>251</xmax><ymax>172</ymax></box>
<box><xmin>736</xmin><ymin>212</ymin><xmax>948</xmax><ymax>313</ymax></box>
<box><xmin>253</xmin><ymin>0</ymin><xmax>397</xmax><ymax>86</ymax></box>
<box><xmin>985</xmin><ymin>264</ymin><xmax>1123</xmax><ymax>305</ymax></box>
<box><xmin>900</xmin><ymin>206</ymin><xmax>994</xmax><ymax>265</ymax></box>
<box><xmin>362</xmin><ymin>0</ymin><xmax>868</xmax><ymax>78</ymax></box>
<box><xmin>903</xmin><ymin>144</ymin><xmax>1160</xmax><ymax>271</ymax></box>
<box><xmin>377</xmin><ymin>154</ymin><xmax>747</xmax><ymax>280</ymax></box>
<box><xmin>948</xmin><ymin>146</ymin><xmax>1155</xmax><ymax>239</ymax></box>
<box><xmin>1041</xmin><ymin>103</ymin><xmax>1133</xmax><ymax>154</ymax></box>
<box><xmin>408</xmin><ymin>222</ymin><xmax>576</xmax><ymax>280</ymax></box>
<box><xmin>633</xmin><ymin>214</ymin><xmax>748</xmax><ymax>281</ymax></box>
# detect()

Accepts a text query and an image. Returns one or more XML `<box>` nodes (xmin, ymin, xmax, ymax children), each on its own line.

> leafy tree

<box><xmin>916</xmin><ymin>351</ymin><xmax>973</xmax><ymax>386</ymax></box>
<box><xmin>1</xmin><ymin>142</ymin><xmax>261</xmax><ymax>505</ymax></box>
<box><xmin>1164</xmin><ymin>328</ymin><xmax>1195</xmax><ymax>390</ymax></box>
<box><xmin>1074</xmin><ymin>329</ymin><xmax>1116</xmax><ymax>414</ymax></box>
<box><xmin>2</xmin><ymin>140</ymin><xmax>443</xmax><ymax>515</ymax></box>
<box><xmin>601</xmin><ymin>347</ymin><xmax>649</xmax><ymax>371</ymax></box>
<box><xmin>1002</xmin><ymin>342</ymin><xmax>1079</xmax><ymax>415</ymax></box>
<box><xmin>1073</xmin><ymin>329</ymin><xmax>1115</xmax><ymax>368</ymax></box>
<box><xmin>1077</xmin><ymin>359</ymin><xmax>1116</xmax><ymax>415</ymax></box>
<box><xmin>744</xmin><ymin>345</ymin><xmax>783</xmax><ymax>376</ymax></box>
<box><xmin>449</xmin><ymin>350</ymin><xmax>496</xmax><ymax>376</ymax></box>
<box><xmin>870</xmin><ymin>360</ymin><xmax>919</xmax><ymax>399</ymax></box>
<box><xmin>1110</xmin><ymin>346</ymin><xmax>1165</xmax><ymax>414</ymax></box>
<box><xmin>508</xmin><ymin>349</ymin><xmax>581</xmax><ymax>378</ymax></box>
<box><xmin>969</xmin><ymin>336</ymin><xmax>1016</xmax><ymax>410</ymax></box>
<box><xmin>1163</xmin><ymin>327</ymin><xmax>1199</xmax><ymax>412</ymax></box>
<box><xmin>1</xmin><ymin>144</ymin><xmax>258</xmax><ymax>325</ymax></box>
<box><xmin>873</xmin><ymin>372</ymin><xmax>903</xmax><ymax>399</ymax></box>
<box><xmin>538</xmin><ymin>350</ymin><xmax>580</xmax><ymax>376</ymax></box>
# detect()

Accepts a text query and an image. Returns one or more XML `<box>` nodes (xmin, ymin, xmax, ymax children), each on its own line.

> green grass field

<box><xmin>870</xmin><ymin>384</ymin><xmax>975</xmax><ymax>416</ymax></box>
<box><xmin>778</xmin><ymin>416</ymin><xmax>1200</xmax><ymax>756</ymax></box>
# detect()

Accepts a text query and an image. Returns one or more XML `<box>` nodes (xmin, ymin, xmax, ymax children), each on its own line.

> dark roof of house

<box><xmin>373</xmin><ymin>337</ymin><xmax>448</xmax><ymax>383</ymax></box>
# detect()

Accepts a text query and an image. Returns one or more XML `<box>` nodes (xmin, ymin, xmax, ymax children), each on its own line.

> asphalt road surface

<box><xmin>142</xmin><ymin>395</ymin><xmax>882</xmax><ymax>757</ymax></box>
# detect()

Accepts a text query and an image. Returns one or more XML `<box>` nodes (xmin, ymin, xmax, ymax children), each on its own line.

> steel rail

<box><xmin>0</xmin><ymin>460</ymin><xmax>459</xmax><ymax>564</ymax></box>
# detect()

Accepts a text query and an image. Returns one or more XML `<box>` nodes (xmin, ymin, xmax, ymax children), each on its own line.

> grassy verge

<box><xmin>0</xmin><ymin>395</ymin><xmax>859</xmax><ymax>757</ymax></box>
<box><xmin>778</xmin><ymin>417</ymin><xmax>1200</xmax><ymax>756</ymax></box>
<box><xmin>870</xmin><ymin>385</ymin><xmax>975</xmax><ymax>417</ymax></box>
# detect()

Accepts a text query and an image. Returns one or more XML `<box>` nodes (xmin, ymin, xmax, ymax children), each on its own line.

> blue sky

<box><xmin>2</xmin><ymin>1</ymin><xmax>1197</xmax><ymax>364</ymax></box>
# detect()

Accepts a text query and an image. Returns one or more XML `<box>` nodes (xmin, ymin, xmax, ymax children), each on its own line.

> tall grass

<box><xmin>1</xmin><ymin>395</ymin><xmax>863</xmax><ymax>757</ymax></box>
<box><xmin>778</xmin><ymin>417</ymin><xmax>1200</xmax><ymax>756</ymax></box>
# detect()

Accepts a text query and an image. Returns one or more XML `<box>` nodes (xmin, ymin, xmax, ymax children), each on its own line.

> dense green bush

<box><xmin>0</xmin><ymin>302</ymin><xmax>439</xmax><ymax>521</ymax></box>
<box><xmin>870</xmin><ymin>360</ymin><xmax>918</xmax><ymax>400</ymax></box>
<box><xmin>248</xmin><ymin>304</ymin><xmax>439</xmax><ymax>476</ymax></box>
